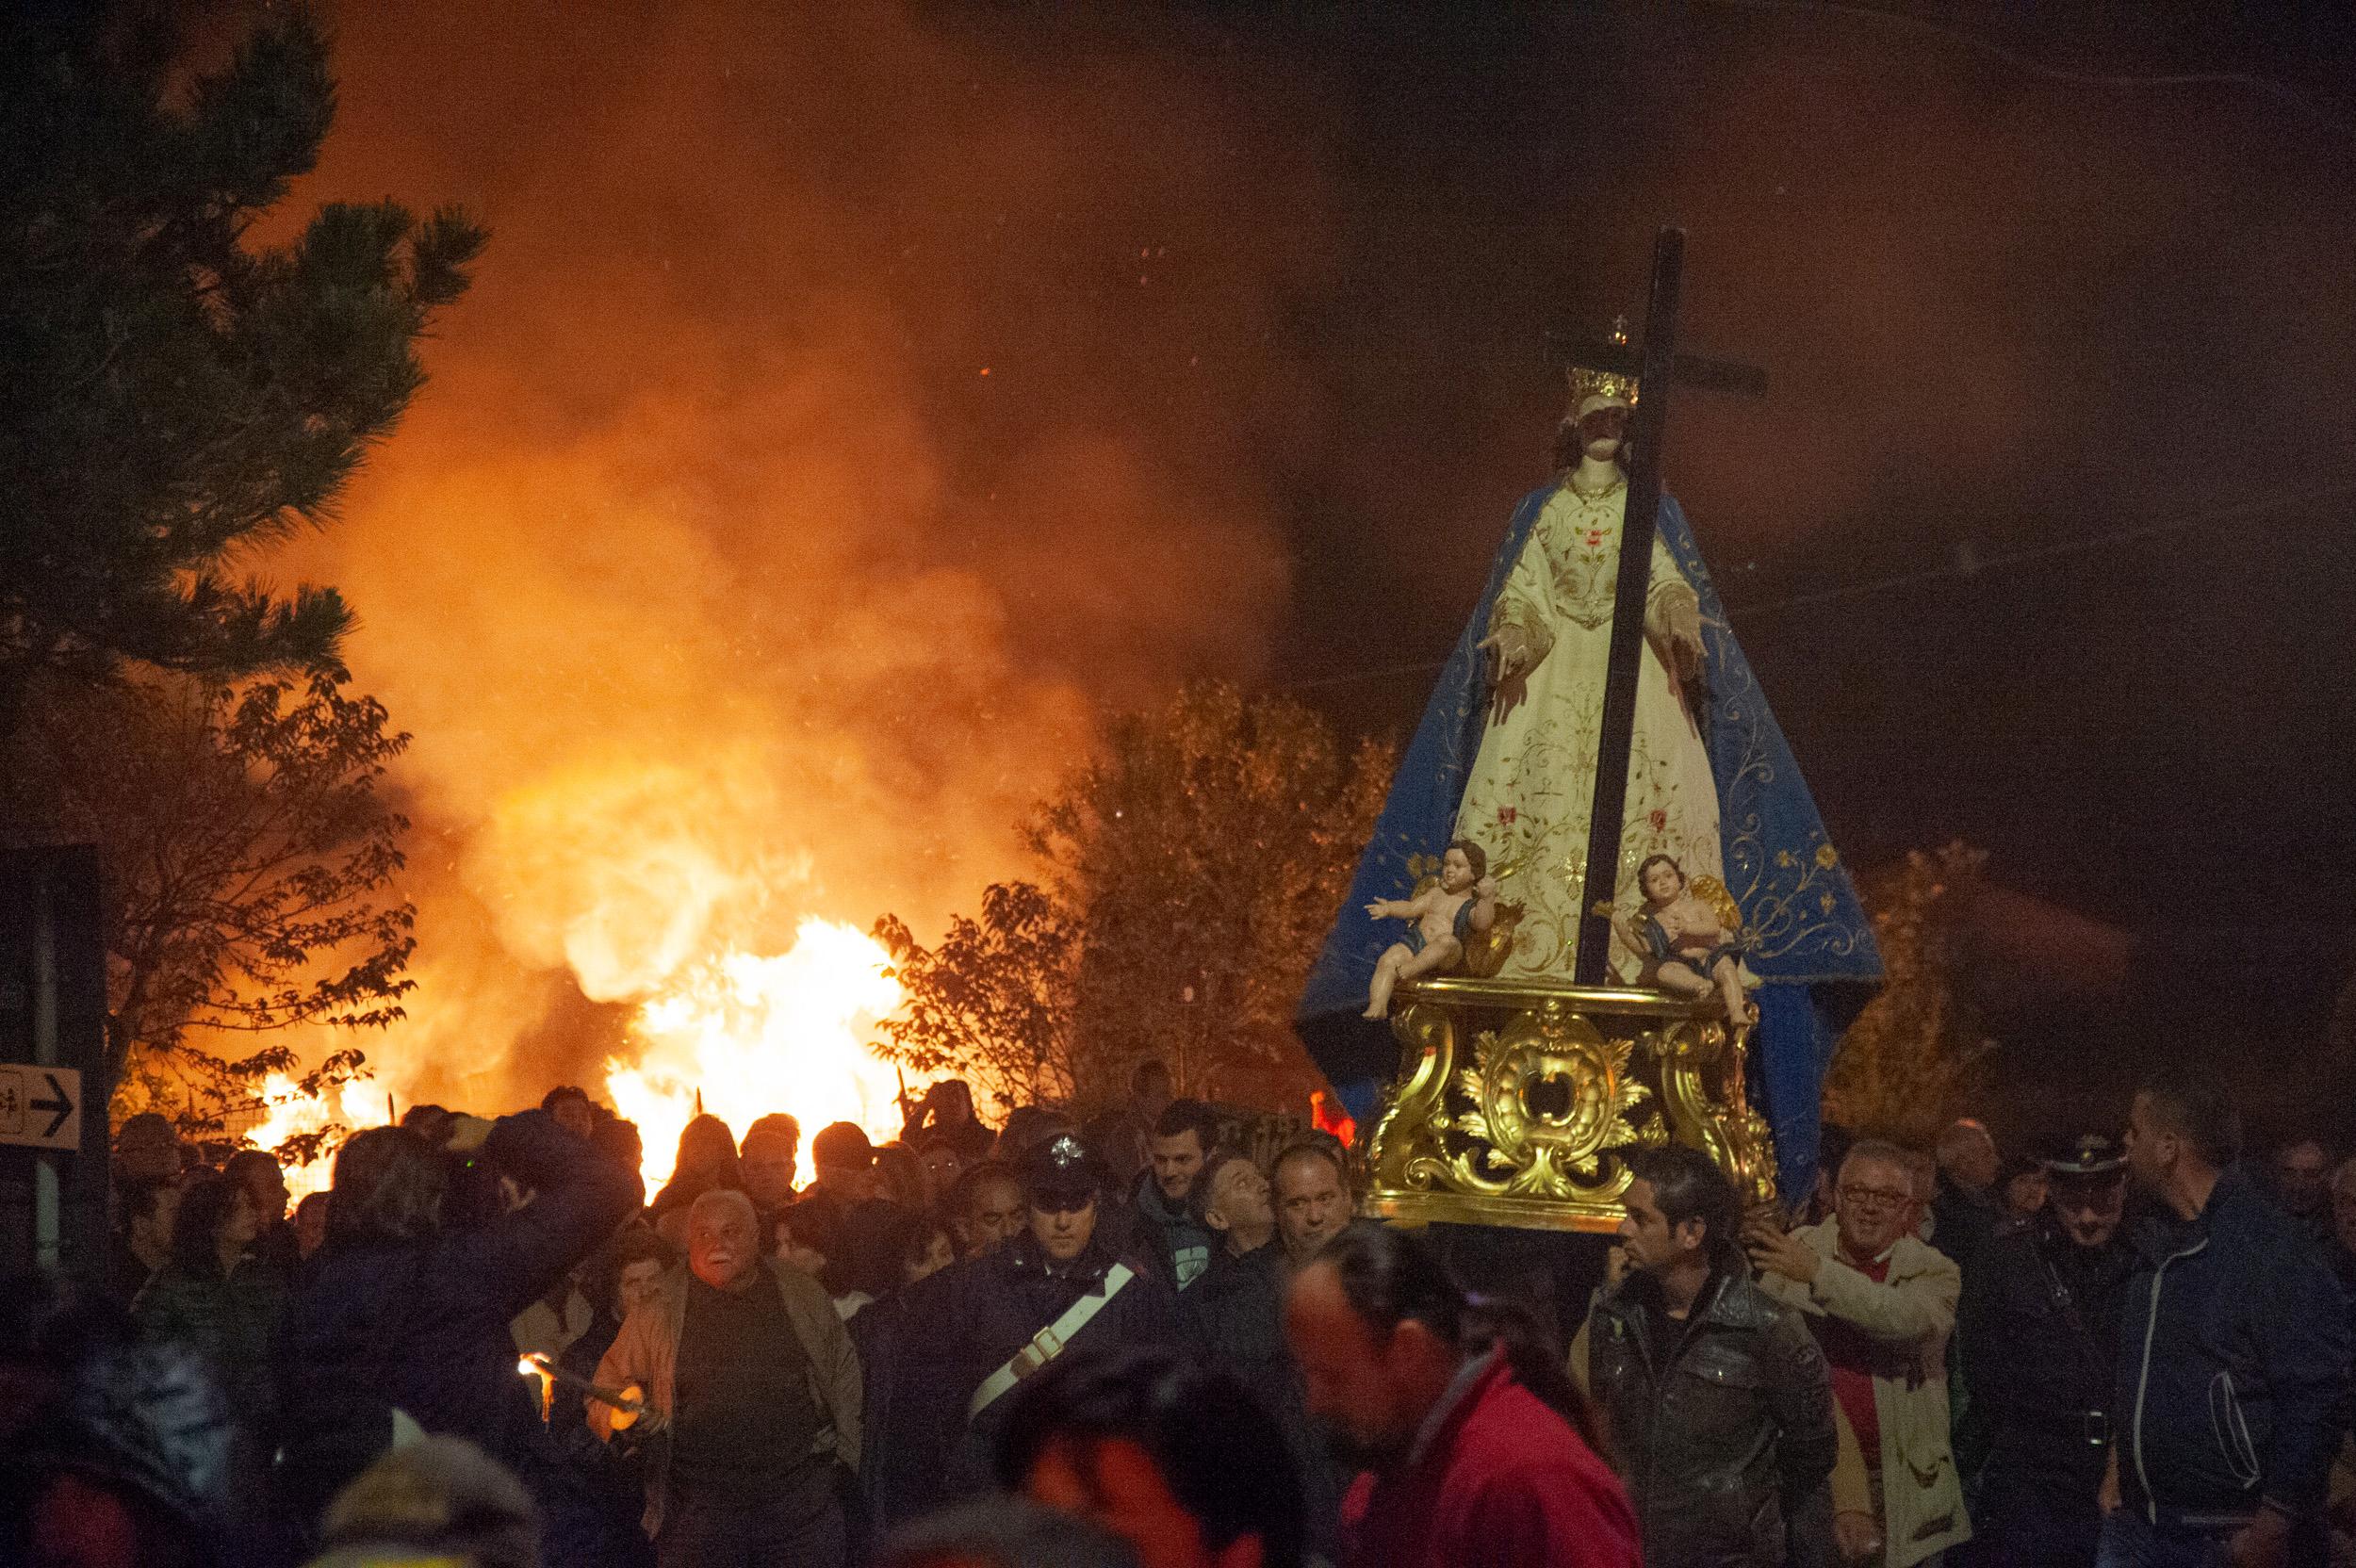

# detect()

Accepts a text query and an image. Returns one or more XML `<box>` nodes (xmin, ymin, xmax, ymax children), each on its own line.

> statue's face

<box><xmin>1578</xmin><ymin>403</ymin><xmax>1628</xmax><ymax>460</ymax></box>
<box><xmin>1642</xmin><ymin>859</ymin><xmax>1683</xmax><ymax>904</ymax></box>
<box><xmin>1440</xmin><ymin>847</ymin><xmax>1475</xmax><ymax>892</ymax></box>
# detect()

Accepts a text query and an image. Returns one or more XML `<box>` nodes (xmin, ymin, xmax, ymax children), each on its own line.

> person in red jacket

<box><xmin>1284</xmin><ymin>1225</ymin><xmax>1638</xmax><ymax>1568</ymax></box>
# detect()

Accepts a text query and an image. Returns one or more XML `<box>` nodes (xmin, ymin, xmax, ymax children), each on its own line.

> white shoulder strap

<box><xmin>967</xmin><ymin>1263</ymin><xmax>1136</xmax><ymax>1418</ymax></box>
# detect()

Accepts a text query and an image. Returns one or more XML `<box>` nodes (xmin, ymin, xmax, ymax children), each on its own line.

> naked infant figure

<box><xmin>1362</xmin><ymin>840</ymin><xmax>1500</xmax><ymax>1020</ymax></box>
<box><xmin>1618</xmin><ymin>852</ymin><xmax>1752</xmax><ymax>1023</ymax></box>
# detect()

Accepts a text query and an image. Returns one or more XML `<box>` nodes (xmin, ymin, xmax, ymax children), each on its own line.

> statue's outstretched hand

<box><xmin>1488</xmin><ymin>669</ymin><xmax>1529</xmax><ymax>725</ymax></box>
<box><xmin>1479</xmin><ymin>628</ymin><xmax>1531</xmax><ymax>685</ymax></box>
<box><xmin>1480</xmin><ymin>629</ymin><xmax>1532</xmax><ymax>724</ymax></box>
<box><xmin>1474</xmin><ymin>876</ymin><xmax>1499</xmax><ymax>900</ymax></box>
<box><xmin>1660</xmin><ymin>595</ymin><xmax>1706</xmax><ymax>684</ymax></box>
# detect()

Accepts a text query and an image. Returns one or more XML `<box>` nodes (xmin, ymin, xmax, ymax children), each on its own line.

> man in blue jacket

<box><xmin>2101</xmin><ymin>1070</ymin><xmax>2352</xmax><ymax>1568</ymax></box>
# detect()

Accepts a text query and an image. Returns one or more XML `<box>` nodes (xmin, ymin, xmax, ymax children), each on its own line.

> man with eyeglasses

<box><xmin>1748</xmin><ymin>1138</ymin><xmax>1971</xmax><ymax>1567</ymax></box>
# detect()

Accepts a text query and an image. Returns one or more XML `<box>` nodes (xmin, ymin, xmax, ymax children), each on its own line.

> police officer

<box><xmin>862</xmin><ymin>1133</ymin><xmax>1181</xmax><ymax>1531</ymax></box>
<box><xmin>1955</xmin><ymin>1133</ymin><xmax>2136</xmax><ymax>1566</ymax></box>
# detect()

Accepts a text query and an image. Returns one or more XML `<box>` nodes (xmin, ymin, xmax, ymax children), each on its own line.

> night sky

<box><xmin>1173</xmin><ymin>4</ymin><xmax>2356</xmax><ymax>936</ymax></box>
<box><xmin>963</xmin><ymin>4</ymin><xmax>2356</xmax><ymax>1102</ymax></box>
<box><xmin>281</xmin><ymin>1</ymin><xmax>2356</xmax><ymax>1111</ymax></box>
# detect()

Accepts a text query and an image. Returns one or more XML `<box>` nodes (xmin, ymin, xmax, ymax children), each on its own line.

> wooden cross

<box><xmin>1554</xmin><ymin>229</ymin><xmax>1768</xmax><ymax>987</ymax></box>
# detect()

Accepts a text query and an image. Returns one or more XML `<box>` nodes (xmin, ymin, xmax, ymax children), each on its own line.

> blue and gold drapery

<box><xmin>1296</xmin><ymin>481</ymin><xmax>1881</xmax><ymax>1200</ymax></box>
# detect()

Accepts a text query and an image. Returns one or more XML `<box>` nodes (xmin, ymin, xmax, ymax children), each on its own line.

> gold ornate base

<box><xmin>1363</xmin><ymin>976</ymin><xmax>1777</xmax><ymax>1233</ymax></box>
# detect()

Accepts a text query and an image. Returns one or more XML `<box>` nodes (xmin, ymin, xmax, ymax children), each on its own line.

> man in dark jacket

<box><xmin>1191</xmin><ymin>1148</ymin><xmax>1276</xmax><ymax>1265</ymax></box>
<box><xmin>1928</xmin><ymin>1118</ymin><xmax>2003</xmax><ymax>1282</ymax></box>
<box><xmin>1123</xmin><ymin>1099</ymin><xmax>1217</xmax><ymax>1291</ymax></box>
<box><xmin>1957</xmin><ymin>1133</ymin><xmax>2135</xmax><ymax>1567</ymax></box>
<box><xmin>272</xmin><ymin>1107</ymin><xmax>645</xmax><ymax>1533</ymax></box>
<box><xmin>1186</xmin><ymin>1151</ymin><xmax>1349</xmax><ymax>1558</ymax></box>
<box><xmin>868</xmin><ymin>1133</ymin><xmax>1181</xmax><ymax>1530</ymax></box>
<box><xmin>1584</xmin><ymin>1145</ymin><xmax>1838</xmax><ymax>1568</ymax></box>
<box><xmin>2102</xmin><ymin>1071</ymin><xmax>2352</xmax><ymax>1568</ymax></box>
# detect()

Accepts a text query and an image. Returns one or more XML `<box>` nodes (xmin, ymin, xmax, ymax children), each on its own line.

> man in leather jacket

<box><xmin>1956</xmin><ymin>1133</ymin><xmax>2135</xmax><ymax>1567</ymax></box>
<box><xmin>1585</xmin><ymin>1146</ymin><xmax>1838</xmax><ymax>1567</ymax></box>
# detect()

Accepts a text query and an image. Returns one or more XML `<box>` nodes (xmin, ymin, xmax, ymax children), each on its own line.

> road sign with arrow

<box><xmin>0</xmin><ymin>1065</ymin><xmax>82</xmax><ymax>1152</ymax></box>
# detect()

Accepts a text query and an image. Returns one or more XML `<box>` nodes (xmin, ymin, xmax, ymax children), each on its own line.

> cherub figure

<box><xmin>1362</xmin><ymin>840</ymin><xmax>1500</xmax><ymax>1020</ymax></box>
<box><xmin>1617</xmin><ymin>853</ymin><xmax>1752</xmax><ymax>1022</ymax></box>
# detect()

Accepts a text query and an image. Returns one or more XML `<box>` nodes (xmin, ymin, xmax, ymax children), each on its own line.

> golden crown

<box><xmin>1567</xmin><ymin>363</ymin><xmax>1640</xmax><ymax>409</ymax></box>
<box><xmin>1566</xmin><ymin>315</ymin><xmax>1639</xmax><ymax>409</ymax></box>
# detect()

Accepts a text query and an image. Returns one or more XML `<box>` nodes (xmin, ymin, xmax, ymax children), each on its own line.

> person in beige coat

<box><xmin>1746</xmin><ymin>1138</ymin><xmax>1971</xmax><ymax>1568</ymax></box>
<box><xmin>597</xmin><ymin>1189</ymin><xmax>860</xmax><ymax>1564</ymax></box>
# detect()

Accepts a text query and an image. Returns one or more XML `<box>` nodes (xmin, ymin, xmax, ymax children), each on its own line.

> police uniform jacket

<box><xmin>867</xmin><ymin>1229</ymin><xmax>1180</xmax><ymax>1527</ymax></box>
<box><xmin>1956</xmin><ymin>1210</ymin><xmax>2134</xmax><ymax>1508</ymax></box>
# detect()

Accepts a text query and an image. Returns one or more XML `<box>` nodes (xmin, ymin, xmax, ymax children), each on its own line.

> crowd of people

<box><xmin>7</xmin><ymin>1061</ymin><xmax>2356</xmax><ymax>1568</ymax></box>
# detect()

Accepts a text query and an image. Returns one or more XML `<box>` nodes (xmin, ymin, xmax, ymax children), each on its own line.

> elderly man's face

<box><xmin>956</xmin><ymin>1177</ymin><xmax>1027</xmax><ymax>1257</ymax></box>
<box><xmin>688</xmin><ymin>1201</ymin><xmax>759</xmax><ymax>1290</ymax></box>
<box><xmin>1835</xmin><ymin>1157</ymin><xmax>1917</xmax><ymax>1260</ymax></box>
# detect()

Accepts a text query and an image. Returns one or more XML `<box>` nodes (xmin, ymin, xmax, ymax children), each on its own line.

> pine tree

<box><xmin>0</xmin><ymin>8</ymin><xmax>485</xmax><ymax>725</ymax></box>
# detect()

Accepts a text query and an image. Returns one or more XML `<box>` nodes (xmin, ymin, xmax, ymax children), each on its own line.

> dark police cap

<box><xmin>2043</xmin><ymin>1132</ymin><xmax>2126</xmax><ymax>1177</ymax></box>
<box><xmin>1022</xmin><ymin>1133</ymin><xmax>1106</xmax><ymax>1201</ymax></box>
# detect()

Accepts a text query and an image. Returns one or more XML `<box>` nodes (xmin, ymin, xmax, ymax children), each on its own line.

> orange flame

<box><xmin>248</xmin><ymin>1073</ymin><xmax>384</xmax><ymax>1199</ymax></box>
<box><xmin>604</xmin><ymin>917</ymin><xmax>914</xmax><ymax>1191</ymax></box>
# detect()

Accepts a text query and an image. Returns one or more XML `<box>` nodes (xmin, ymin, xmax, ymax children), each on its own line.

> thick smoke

<box><xmin>260</xmin><ymin>4</ymin><xmax>2356</xmax><ymax>1107</ymax></box>
<box><xmin>279</xmin><ymin>2</ymin><xmax>1319</xmax><ymax>1102</ymax></box>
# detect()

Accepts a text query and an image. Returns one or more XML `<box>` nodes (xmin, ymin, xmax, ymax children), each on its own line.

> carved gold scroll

<box><xmin>1362</xmin><ymin>975</ymin><xmax>1776</xmax><ymax>1233</ymax></box>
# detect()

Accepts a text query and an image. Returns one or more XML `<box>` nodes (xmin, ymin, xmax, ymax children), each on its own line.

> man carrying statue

<box><xmin>1298</xmin><ymin>325</ymin><xmax>1881</xmax><ymax>1201</ymax></box>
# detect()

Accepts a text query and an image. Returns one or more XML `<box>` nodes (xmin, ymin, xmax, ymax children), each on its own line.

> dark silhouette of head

<box><xmin>995</xmin><ymin>1348</ymin><xmax>1305</xmax><ymax>1568</ymax></box>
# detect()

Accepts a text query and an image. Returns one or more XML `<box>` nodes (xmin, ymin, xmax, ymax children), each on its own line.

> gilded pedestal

<box><xmin>1363</xmin><ymin>976</ymin><xmax>1777</xmax><ymax>1233</ymax></box>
